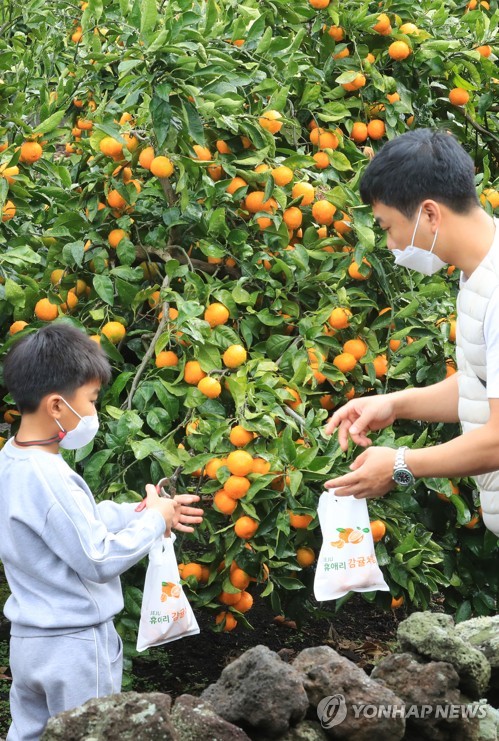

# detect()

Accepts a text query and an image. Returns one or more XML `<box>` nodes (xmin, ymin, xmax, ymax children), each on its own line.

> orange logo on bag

<box><xmin>330</xmin><ymin>527</ymin><xmax>369</xmax><ymax>547</ymax></box>
<box><xmin>161</xmin><ymin>581</ymin><xmax>182</xmax><ymax>601</ymax></box>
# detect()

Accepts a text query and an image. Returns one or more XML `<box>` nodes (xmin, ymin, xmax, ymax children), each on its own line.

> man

<box><xmin>325</xmin><ymin>128</ymin><xmax>499</xmax><ymax>538</ymax></box>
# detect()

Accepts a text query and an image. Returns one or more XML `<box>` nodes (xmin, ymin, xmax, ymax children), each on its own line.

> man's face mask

<box><xmin>392</xmin><ymin>206</ymin><xmax>446</xmax><ymax>276</ymax></box>
<box><xmin>55</xmin><ymin>397</ymin><xmax>99</xmax><ymax>450</ymax></box>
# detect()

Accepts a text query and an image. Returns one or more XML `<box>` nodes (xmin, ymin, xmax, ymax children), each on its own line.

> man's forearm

<box><xmin>391</xmin><ymin>372</ymin><xmax>460</xmax><ymax>424</ymax></box>
<box><xmin>405</xmin><ymin>421</ymin><xmax>499</xmax><ymax>479</ymax></box>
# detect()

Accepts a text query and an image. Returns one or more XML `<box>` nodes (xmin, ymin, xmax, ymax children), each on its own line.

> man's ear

<box><xmin>422</xmin><ymin>199</ymin><xmax>441</xmax><ymax>231</ymax></box>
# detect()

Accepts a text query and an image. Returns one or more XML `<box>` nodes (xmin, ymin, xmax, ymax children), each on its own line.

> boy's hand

<box><xmin>145</xmin><ymin>484</ymin><xmax>181</xmax><ymax>535</ymax></box>
<box><xmin>172</xmin><ymin>494</ymin><xmax>204</xmax><ymax>533</ymax></box>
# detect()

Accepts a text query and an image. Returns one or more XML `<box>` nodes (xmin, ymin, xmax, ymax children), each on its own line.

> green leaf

<box><xmin>131</xmin><ymin>438</ymin><xmax>164</xmax><ymax>460</ymax></box>
<box><xmin>330</xmin><ymin>152</ymin><xmax>352</xmax><ymax>172</ymax></box>
<box><xmin>92</xmin><ymin>275</ymin><xmax>115</xmax><ymax>306</ymax></box>
<box><xmin>140</xmin><ymin>0</ymin><xmax>158</xmax><ymax>35</ymax></box>
<box><xmin>32</xmin><ymin>110</ymin><xmax>66</xmax><ymax>135</ymax></box>
<box><xmin>117</xmin><ymin>239</ymin><xmax>137</xmax><ymax>266</ymax></box>
<box><xmin>124</xmin><ymin>586</ymin><xmax>143</xmax><ymax>617</ymax></box>
<box><xmin>0</xmin><ymin>246</ymin><xmax>42</xmax><ymax>267</ymax></box>
<box><xmin>150</xmin><ymin>96</ymin><xmax>172</xmax><ymax>151</ymax></box>
<box><xmin>146</xmin><ymin>29</ymin><xmax>169</xmax><ymax>54</ymax></box>
<box><xmin>271</xmin><ymin>577</ymin><xmax>306</xmax><ymax>590</ymax></box>
<box><xmin>208</xmin><ymin>208</ymin><xmax>229</xmax><ymax>237</ymax></box>
<box><xmin>197</xmin><ymin>344</ymin><xmax>223</xmax><ymax>372</ymax></box>
<box><xmin>181</xmin><ymin>101</ymin><xmax>205</xmax><ymax>145</ymax></box>
<box><xmin>5</xmin><ymin>278</ymin><xmax>26</xmax><ymax>308</ymax></box>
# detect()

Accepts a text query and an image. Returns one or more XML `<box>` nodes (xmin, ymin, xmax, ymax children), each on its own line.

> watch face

<box><xmin>393</xmin><ymin>468</ymin><xmax>415</xmax><ymax>486</ymax></box>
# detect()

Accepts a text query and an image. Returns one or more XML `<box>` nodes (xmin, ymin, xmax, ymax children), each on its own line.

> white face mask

<box><xmin>55</xmin><ymin>397</ymin><xmax>99</xmax><ymax>450</ymax></box>
<box><xmin>392</xmin><ymin>206</ymin><xmax>446</xmax><ymax>276</ymax></box>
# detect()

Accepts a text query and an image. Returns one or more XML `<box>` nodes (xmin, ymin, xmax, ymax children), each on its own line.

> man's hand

<box><xmin>324</xmin><ymin>447</ymin><xmax>397</xmax><ymax>499</ymax></box>
<box><xmin>145</xmin><ymin>484</ymin><xmax>181</xmax><ymax>535</ymax></box>
<box><xmin>325</xmin><ymin>395</ymin><xmax>398</xmax><ymax>451</ymax></box>
<box><xmin>172</xmin><ymin>494</ymin><xmax>204</xmax><ymax>533</ymax></box>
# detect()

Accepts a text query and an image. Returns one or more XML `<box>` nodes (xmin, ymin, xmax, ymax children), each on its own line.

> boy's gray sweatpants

<box><xmin>7</xmin><ymin>620</ymin><xmax>123</xmax><ymax>741</ymax></box>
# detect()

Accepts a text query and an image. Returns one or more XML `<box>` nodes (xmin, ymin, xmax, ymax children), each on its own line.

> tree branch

<box><xmin>462</xmin><ymin>110</ymin><xmax>499</xmax><ymax>145</ymax></box>
<box><xmin>134</xmin><ymin>243</ymin><xmax>240</xmax><ymax>278</ymax></box>
<box><xmin>283</xmin><ymin>405</ymin><xmax>306</xmax><ymax>428</ymax></box>
<box><xmin>125</xmin><ymin>272</ymin><xmax>171</xmax><ymax>410</ymax></box>
<box><xmin>159</xmin><ymin>176</ymin><xmax>177</xmax><ymax>207</ymax></box>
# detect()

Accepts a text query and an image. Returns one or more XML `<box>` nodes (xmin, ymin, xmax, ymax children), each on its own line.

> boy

<box><xmin>0</xmin><ymin>322</ymin><xmax>204</xmax><ymax>740</ymax></box>
<box><xmin>324</xmin><ymin>128</ymin><xmax>499</xmax><ymax>537</ymax></box>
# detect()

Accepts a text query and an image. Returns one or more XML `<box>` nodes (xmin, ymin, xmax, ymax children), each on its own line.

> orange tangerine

<box><xmin>155</xmin><ymin>351</ymin><xmax>179</xmax><ymax>368</ymax></box>
<box><xmin>311</xmin><ymin>200</ymin><xmax>336</xmax><ymax>225</ymax></box>
<box><xmin>229</xmin><ymin>425</ymin><xmax>254</xmax><ymax>447</ymax></box>
<box><xmin>224</xmin><ymin>475</ymin><xmax>251</xmax><ymax>499</ymax></box>
<box><xmin>259</xmin><ymin>110</ymin><xmax>283</xmax><ymax>134</ymax></box>
<box><xmin>343</xmin><ymin>338</ymin><xmax>367</xmax><ymax>360</ymax></box>
<box><xmin>388</xmin><ymin>40</ymin><xmax>411</xmax><ymax>60</ymax></box>
<box><xmin>215</xmin><ymin>611</ymin><xmax>238</xmax><ymax>631</ymax></box>
<box><xmin>291</xmin><ymin>182</ymin><xmax>315</xmax><ymax>206</ymax></box>
<box><xmin>150</xmin><ymin>156</ymin><xmax>174</xmax><ymax>178</ymax></box>
<box><xmin>234</xmin><ymin>515</ymin><xmax>259</xmax><ymax>539</ymax></box>
<box><xmin>101</xmin><ymin>321</ymin><xmax>126</xmax><ymax>344</ymax></box>
<box><xmin>213</xmin><ymin>489</ymin><xmax>237</xmax><ymax>515</ymax></box>
<box><xmin>271</xmin><ymin>165</ymin><xmax>294</xmax><ymax>186</ymax></box>
<box><xmin>328</xmin><ymin>307</ymin><xmax>352</xmax><ymax>330</ymax></box>
<box><xmin>232</xmin><ymin>591</ymin><xmax>253</xmax><ymax>613</ymax></box>
<box><xmin>34</xmin><ymin>298</ymin><xmax>58</xmax><ymax>321</ymax></box>
<box><xmin>223</xmin><ymin>345</ymin><xmax>247</xmax><ymax>368</ymax></box>
<box><xmin>288</xmin><ymin>511</ymin><xmax>313</xmax><ymax>529</ymax></box>
<box><xmin>9</xmin><ymin>320</ymin><xmax>28</xmax><ymax>335</ymax></box>
<box><xmin>138</xmin><ymin>146</ymin><xmax>155</xmax><ymax>169</ymax></box>
<box><xmin>184</xmin><ymin>360</ymin><xmax>207</xmax><ymax>385</ymax></box>
<box><xmin>197</xmin><ymin>376</ymin><xmax>222</xmax><ymax>398</ymax></box>
<box><xmin>252</xmin><ymin>457</ymin><xmax>271</xmax><ymax>475</ymax></box>
<box><xmin>449</xmin><ymin>88</ymin><xmax>470</xmax><ymax>106</ymax></box>
<box><xmin>227</xmin><ymin>450</ymin><xmax>253</xmax><ymax>476</ymax></box>
<box><xmin>333</xmin><ymin>352</ymin><xmax>357</xmax><ymax>373</ymax></box>
<box><xmin>204</xmin><ymin>302</ymin><xmax>230</xmax><ymax>327</ymax></box>
<box><xmin>226</xmin><ymin>176</ymin><xmax>247</xmax><ymax>195</ymax></box>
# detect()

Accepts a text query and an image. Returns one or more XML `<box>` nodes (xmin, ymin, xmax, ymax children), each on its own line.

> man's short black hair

<box><xmin>359</xmin><ymin>128</ymin><xmax>479</xmax><ymax>217</ymax></box>
<box><xmin>3</xmin><ymin>322</ymin><xmax>112</xmax><ymax>413</ymax></box>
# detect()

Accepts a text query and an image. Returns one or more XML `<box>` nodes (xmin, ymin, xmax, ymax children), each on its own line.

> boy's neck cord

<box><xmin>14</xmin><ymin>431</ymin><xmax>65</xmax><ymax>447</ymax></box>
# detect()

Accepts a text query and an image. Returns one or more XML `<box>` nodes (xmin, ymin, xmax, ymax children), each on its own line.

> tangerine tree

<box><xmin>1</xmin><ymin>0</ymin><xmax>498</xmax><ymax>660</ymax></box>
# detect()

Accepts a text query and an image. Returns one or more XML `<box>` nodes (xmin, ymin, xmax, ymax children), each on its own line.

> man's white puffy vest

<box><xmin>456</xmin><ymin>220</ymin><xmax>499</xmax><ymax>537</ymax></box>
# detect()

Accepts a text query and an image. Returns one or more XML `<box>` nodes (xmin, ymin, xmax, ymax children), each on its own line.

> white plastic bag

<box><xmin>314</xmin><ymin>489</ymin><xmax>389</xmax><ymax>601</ymax></box>
<box><xmin>136</xmin><ymin>534</ymin><xmax>200</xmax><ymax>652</ymax></box>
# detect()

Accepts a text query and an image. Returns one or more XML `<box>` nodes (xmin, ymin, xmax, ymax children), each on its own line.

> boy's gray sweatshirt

<box><xmin>0</xmin><ymin>439</ymin><xmax>166</xmax><ymax>636</ymax></box>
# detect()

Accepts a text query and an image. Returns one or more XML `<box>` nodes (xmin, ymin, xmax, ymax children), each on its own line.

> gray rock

<box><xmin>455</xmin><ymin>615</ymin><xmax>499</xmax><ymax>667</ymax></box>
<box><xmin>292</xmin><ymin>645</ymin><xmax>405</xmax><ymax>740</ymax></box>
<box><xmin>201</xmin><ymin>645</ymin><xmax>308</xmax><ymax>737</ymax></box>
<box><xmin>372</xmin><ymin>652</ymin><xmax>482</xmax><ymax>740</ymax></box>
<box><xmin>254</xmin><ymin>720</ymin><xmax>329</xmax><ymax>741</ymax></box>
<box><xmin>41</xmin><ymin>692</ymin><xmax>176</xmax><ymax>740</ymax></box>
<box><xmin>477</xmin><ymin>704</ymin><xmax>499</xmax><ymax>741</ymax></box>
<box><xmin>397</xmin><ymin>612</ymin><xmax>491</xmax><ymax>699</ymax></box>
<box><xmin>171</xmin><ymin>694</ymin><xmax>251</xmax><ymax>740</ymax></box>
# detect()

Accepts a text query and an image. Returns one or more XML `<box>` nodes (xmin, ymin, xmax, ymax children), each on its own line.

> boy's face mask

<box><xmin>392</xmin><ymin>206</ymin><xmax>446</xmax><ymax>276</ymax></box>
<box><xmin>55</xmin><ymin>397</ymin><xmax>99</xmax><ymax>449</ymax></box>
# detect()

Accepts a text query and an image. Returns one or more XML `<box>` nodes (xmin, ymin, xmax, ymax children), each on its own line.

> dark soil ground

<box><xmin>132</xmin><ymin>591</ymin><xmax>400</xmax><ymax>696</ymax></box>
<box><xmin>0</xmin><ymin>592</ymin><xmax>401</xmax><ymax>735</ymax></box>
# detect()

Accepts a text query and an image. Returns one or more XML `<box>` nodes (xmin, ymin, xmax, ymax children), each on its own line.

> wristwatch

<box><xmin>392</xmin><ymin>446</ymin><xmax>416</xmax><ymax>487</ymax></box>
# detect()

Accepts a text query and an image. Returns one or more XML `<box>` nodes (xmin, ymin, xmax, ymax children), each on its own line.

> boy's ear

<box><xmin>45</xmin><ymin>394</ymin><xmax>64</xmax><ymax>419</ymax></box>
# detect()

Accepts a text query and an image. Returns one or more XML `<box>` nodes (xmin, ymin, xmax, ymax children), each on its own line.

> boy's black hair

<box><xmin>359</xmin><ymin>128</ymin><xmax>479</xmax><ymax>217</ymax></box>
<box><xmin>3</xmin><ymin>322</ymin><xmax>112</xmax><ymax>413</ymax></box>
